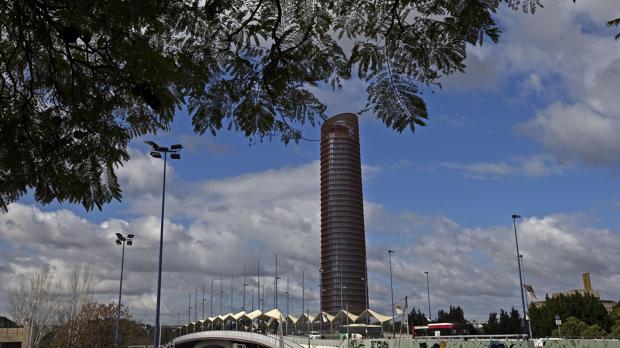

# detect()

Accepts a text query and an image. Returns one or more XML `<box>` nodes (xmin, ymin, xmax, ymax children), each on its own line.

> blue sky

<box><xmin>2</xmin><ymin>1</ymin><xmax>620</xmax><ymax>324</ymax></box>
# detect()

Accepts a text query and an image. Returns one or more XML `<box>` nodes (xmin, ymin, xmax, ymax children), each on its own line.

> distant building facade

<box><xmin>530</xmin><ymin>272</ymin><xmax>617</xmax><ymax>312</ymax></box>
<box><xmin>319</xmin><ymin>113</ymin><xmax>368</xmax><ymax>315</ymax></box>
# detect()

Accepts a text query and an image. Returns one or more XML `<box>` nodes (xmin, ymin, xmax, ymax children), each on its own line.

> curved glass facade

<box><xmin>320</xmin><ymin>113</ymin><xmax>368</xmax><ymax>315</ymax></box>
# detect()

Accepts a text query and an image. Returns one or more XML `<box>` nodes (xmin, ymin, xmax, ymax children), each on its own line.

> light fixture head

<box><xmin>512</xmin><ymin>214</ymin><xmax>521</xmax><ymax>219</ymax></box>
<box><xmin>116</xmin><ymin>239</ymin><xmax>122</xmax><ymax>245</ymax></box>
<box><xmin>156</xmin><ymin>146</ymin><xmax>169</xmax><ymax>152</ymax></box>
<box><xmin>150</xmin><ymin>151</ymin><xmax>162</xmax><ymax>158</ymax></box>
<box><xmin>127</xmin><ymin>234</ymin><xmax>135</xmax><ymax>239</ymax></box>
<box><xmin>170</xmin><ymin>153</ymin><xmax>180</xmax><ymax>160</ymax></box>
<box><xmin>144</xmin><ymin>140</ymin><xmax>159</xmax><ymax>148</ymax></box>
<box><xmin>127</xmin><ymin>240</ymin><xmax>133</xmax><ymax>246</ymax></box>
<box><xmin>170</xmin><ymin>144</ymin><xmax>183</xmax><ymax>150</ymax></box>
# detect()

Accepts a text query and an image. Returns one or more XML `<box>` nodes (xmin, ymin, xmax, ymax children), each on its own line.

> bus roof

<box><xmin>342</xmin><ymin>324</ymin><xmax>382</xmax><ymax>328</ymax></box>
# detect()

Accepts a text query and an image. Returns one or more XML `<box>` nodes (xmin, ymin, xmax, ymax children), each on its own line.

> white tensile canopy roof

<box><xmin>357</xmin><ymin>309</ymin><xmax>393</xmax><ymax>324</ymax></box>
<box><xmin>246</xmin><ymin>309</ymin><xmax>263</xmax><ymax>320</ymax></box>
<box><xmin>333</xmin><ymin>310</ymin><xmax>359</xmax><ymax>322</ymax></box>
<box><xmin>262</xmin><ymin>308</ymin><xmax>285</xmax><ymax>321</ymax></box>
<box><xmin>188</xmin><ymin>308</ymin><xmax>392</xmax><ymax>325</ymax></box>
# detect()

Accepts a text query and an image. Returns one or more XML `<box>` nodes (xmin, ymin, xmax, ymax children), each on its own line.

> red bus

<box><xmin>412</xmin><ymin>323</ymin><xmax>470</xmax><ymax>337</ymax></box>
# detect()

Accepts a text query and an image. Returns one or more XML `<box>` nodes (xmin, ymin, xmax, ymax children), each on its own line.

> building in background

<box><xmin>320</xmin><ymin>113</ymin><xmax>368</xmax><ymax>315</ymax></box>
<box><xmin>529</xmin><ymin>272</ymin><xmax>617</xmax><ymax>312</ymax></box>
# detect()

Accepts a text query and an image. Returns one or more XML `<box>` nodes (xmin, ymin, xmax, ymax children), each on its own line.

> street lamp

<box><xmin>424</xmin><ymin>271</ymin><xmax>432</xmax><ymax>322</ymax></box>
<box><xmin>388</xmin><ymin>249</ymin><xmax>395</xmax><ymax>339</ymax></box>
<box><xmin>146</xmin><ymin>140</ymin><xmax>182</xmax><ymax>348</ymax></box>
<box><xmin>361</xmin><ymin>276</ymin><xmax>369</xmax><ymax>324</ymax></box>
<box><xmin>512</xmin><ymin>214</ymin><xmax>528</xmax><ymax>338</ymax></box>
<box><xmin>114</xmin><ymin>232</ymin><xmax>134</xmax><ymax>348</ymax></box>
<box><xmin>319</xmin><ymin>268</ymin><xmax>324</xmax><ymax>336</ymax></box>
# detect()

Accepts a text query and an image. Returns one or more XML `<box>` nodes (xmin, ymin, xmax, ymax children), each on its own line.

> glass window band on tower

<box><xmin>320</xmin><ymin>113</ymin><xmax>368</xmax><ymax>315</ymax></box>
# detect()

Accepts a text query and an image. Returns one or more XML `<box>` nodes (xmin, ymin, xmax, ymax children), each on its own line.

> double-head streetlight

<box><xmin>512</xmin><ymin>214</ymin><xmax>528</xmax><ymax>338</ymax></box>
<box><xmin>388</xmin><ymin>249</ymin><xmax>395</xmax><ymax>338</ymax></box>
<box><xmin>146</xmin><ymin>140</ymin><xmax>182</xmax><ymax>348</ymax></box>
<box><xmin>424</xmin><ymin>271</ymin><xmax>432</xmax><ymax>321</ymax></box>
<box><xmin>114</xmin><ymin>232</ymin><xmax>134</xmax><ymax>348</ymax></box>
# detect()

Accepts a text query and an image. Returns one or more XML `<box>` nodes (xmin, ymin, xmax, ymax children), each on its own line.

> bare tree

<box><xmin>61</xmin><ymin>264</ymin><xmax>94</xmax><ymax>348</ymax></box>
<box><xmin>8</xmin><ymin>267</ymin><xmax>62</xmax><ymax>348</ymax></box>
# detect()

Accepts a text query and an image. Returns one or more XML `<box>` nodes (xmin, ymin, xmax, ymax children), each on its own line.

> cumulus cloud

<box><xmin>2</xmin><ymin>161</ymin><xmax>619</xmax><ymax>322</ymax></box>
<box><xmin>439</xmin><ymin>1</ymin><xmax>620</xmax><ymax>168</ymax></box>
<box><xmin>441</xmin><ymin>155</ymin><xmax>567</xmax><ymax>179</ymax></box>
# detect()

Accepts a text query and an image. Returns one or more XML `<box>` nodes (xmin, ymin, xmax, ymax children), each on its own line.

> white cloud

<box><xmin>1</xmin><ymin>161</ymin><xmax>619</xmax><ymax>323</ymax></box>
<box><xmin>439</xmin><ymin>1</ymin><xmax>620</xmax><ymax>168</ymax></box>
<box><xmin>441</xmin><ymin>155</ymin><xmax>567</xmax><ymax>179</ymax></box>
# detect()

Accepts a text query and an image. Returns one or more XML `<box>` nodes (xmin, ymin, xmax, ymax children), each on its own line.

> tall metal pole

<box><xmin>243</xmin><ymin>264</ymin><xmax>246</xmax><ymax>312</ymax></box>
<box><xmin>258</xmin><ymin>258</ymin><xmax>261</xmax><ymax>311</ymax></box>
<box><xmin>210</xmin><ymin>279</ymin><xmax>214</xmax><ymax>317</ymax></box>
<box><xmin>114</xmin><ymin>240</ymin><xmax>126</xmax><ymax>348</ymax></box>
<box><xmin>153</xmin><ymin>152</ymin><xmax>167</xmax><ymax>348</ymax></box>
<box><xmin>512</xmin><ymin>214</ymin><xmax>528</xmax><ymax>338</ymax></box>
<box><xmin>195</xmin><ymin>288</ymin><xmax>198</xmax><ymax>323</ymax></box>
<box><xmin>220</xmin><ymin>273</ymin><xmax>223</xmax><ymax>314</ymax></box>
<box><xmin>275</xmin><ymin>253</ymin><xmax>278</xmax><ymax>310</ymax></box>
<box><xmin>302</xmin><ymin>271</ymin><xmax>305</xmax><ymax>320</ymax></box>
<box><xmin>230</xmin><ymin>269</ymin><xmax>234</xmax><ymax>313</ymax></box>
<box><xmin>319</xmin><ymin>269</ymin><xmax>323</xmax><ymax>336</ymax></box>
<box><xmin>188</xmin><ymin>293</ymin><xmax>192</xmax><ymax>323</ymax></box>
<box><xmin>340</xmin><ymin>263</ymin><xmax>343</xmax><ymax>311</ymax></box>
<box><xmin>202</xmin><ymin>284</ymin><xmax>205</xmax><ymax>319</ymax></box>
<box><xmin>388</xmin><ymin>249</ymin><xmax>395</xmax><ymax>339</ymax></box>
<box><xmin>424</xmin><ymin>271</ymin><xmax>432</xmax><ymax>321</ymax></box>
<box><xmin>286</xmin><ymin>275</ymin><xmax>289</xmax><ymax>316</ymax></box>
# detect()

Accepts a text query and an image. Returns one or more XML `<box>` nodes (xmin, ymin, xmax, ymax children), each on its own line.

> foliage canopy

<box><xmin>0</xmin><ymin>0</ymin><xmax>572</xmax><ymax>210</ymax></box>
<box><xmin>528</xmin><ymin>293</ymin><xmax>613</xmax><ymax>337</ymax></box>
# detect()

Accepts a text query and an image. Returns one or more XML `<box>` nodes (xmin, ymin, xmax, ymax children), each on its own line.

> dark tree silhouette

<box><xmin>0</xmin><ymin>0</ymin><xmax>552</xmax><ymax>210</ymax></box>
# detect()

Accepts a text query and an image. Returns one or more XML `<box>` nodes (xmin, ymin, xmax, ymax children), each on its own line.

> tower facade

<box><xmin>320</xmin><ymin>113</ymin><xmax>368</xmax><ymax>315</ymax></box>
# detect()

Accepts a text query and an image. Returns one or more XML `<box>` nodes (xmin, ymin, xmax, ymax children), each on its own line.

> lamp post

<box><xmin>319</xmin><ymin>268</ymin><xmax>324</xmax><ymax>336</ymax></box>
<box><xmin>424</xmin><ymin>271</ymin><xmax>432</xmax><ymax>321</ymax></box>
<box><xmin>210</xmin><ymin>279</ymin><xmax>214</xmax><ymax>317</ymax></box>
<box><xmin>388</xmin><ymin>249</ymin><xmax>395</xmax><ymax>339</ymax></box>
<box><xmin>231</xmin><ymin>269</ymin><xmax>234</xmax><ymax>313</ymax></box>
<box><xmin>114</xmin><ymin>232</ymin><xmax>134</xmax><ymax>348</ymax></box>
<box><xmin>275</xmin><ymin>253</ymin><xmax>279</xmax><ymax>310</ymax></box>
<box><xmin>361</xmin><ymin>276</ymin><xmax>369</xmax><ymax>324</ymax></box>
<box><xmin>257</xmin><ymin>258</ymin><xmax>261</xmax><ymax>312</ymax></box>
<box><xmin>512</xmin><ymin>214</ymin><xmax>528</xmax><ymax>338</ymax></box>
<box><xmin>202</xmin><ymin>284</ymin><xmax>205</xmax><ymax>320</ymax></box>
<box><xmin>145</xmin><ymin>140</ymin><xmax>182</xmax><ymax>348</ymax></box>
<box><xmin>219</xmin><ymin>273</ymin><xmax>224</xmax><ymax>314</ymax></box>
<box><xmin>243</xmin><ymin>264</ymin><xmax>247</xmax><ymax>312</ymax></box>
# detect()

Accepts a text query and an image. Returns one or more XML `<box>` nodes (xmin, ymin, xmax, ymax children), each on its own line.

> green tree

<box><xmin>529</xmin><ymin>293</ymin><xmax>613</xmax><ymax>337</ymax></box>
<box><xmin>0</xmin><ymin>0</ymin><xmax>550</xmax><ymax>211</ymax></box>
<box><xmin>484</xmin><ymin>308</ymin><xmax>521</xmax><ymax>334</ymax></box>
<box><xmin>582</xmin><ymin>324</ymin><xmax>606</xmax><ymax>338</ymax></box>
<box><xmin>609</xmin><ymin>322</ymin><xmax>620</xmax><ymax>338</ymax></box>
<box><xmin>483</xmin><ymin>312</ymin><xmax>500</xmax><ymax>335</ymax></box>
<box><xmin>435</xmin><ymin>305</ymin><xmax>465</xmax><ymax>323</ymax></box>
<box><xmin>552</xmin><ymin>316</ymin><xmax>588</xmax><ymax>337</ymax></box>
<box><xmin>408</xmin><ymin>307</ymin><xmax>428</xmax><ymax>326</ymax></box>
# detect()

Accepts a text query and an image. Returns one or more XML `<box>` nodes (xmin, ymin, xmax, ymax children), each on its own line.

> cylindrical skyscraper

<box><xmin>320</xmin><ymin>113</ymin><xmax>367</xmax><ymax>315</ymax></box>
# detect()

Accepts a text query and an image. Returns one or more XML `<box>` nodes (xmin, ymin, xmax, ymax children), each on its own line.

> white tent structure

<box><xmin>175</xmin><ymin>308</ymin><xmax>393</xmax><ymax>335</ymax></box>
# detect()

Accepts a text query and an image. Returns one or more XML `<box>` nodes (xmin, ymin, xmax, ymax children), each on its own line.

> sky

<box><xmin>1</xmin><ymin>1</ymin><xmax>620</xmax><ymax>325</ymax></box>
